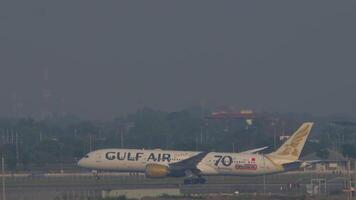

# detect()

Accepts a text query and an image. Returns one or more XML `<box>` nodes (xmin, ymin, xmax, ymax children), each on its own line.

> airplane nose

<box><xmin>77</xmin><ymin>158</ymin><xmax>84</xmax><ymax>167</ymax></box>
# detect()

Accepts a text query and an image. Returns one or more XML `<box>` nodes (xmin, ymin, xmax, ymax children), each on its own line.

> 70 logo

<box><xmin>214</xmin><ymin>155</ymin><xmax>233</xmax><ymax>166</ymax></box>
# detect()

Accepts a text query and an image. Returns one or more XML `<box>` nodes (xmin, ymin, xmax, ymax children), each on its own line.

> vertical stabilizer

<box><xmin>268</xmin><ymin>122</ymin><xmax>313</xmax><ymax>164</ymax></box>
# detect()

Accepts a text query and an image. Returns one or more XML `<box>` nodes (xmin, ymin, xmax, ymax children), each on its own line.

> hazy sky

<box><xmin>1</xmin><ymin>1</ymin><xmax>356</xmax><ymax>119</ymax></box>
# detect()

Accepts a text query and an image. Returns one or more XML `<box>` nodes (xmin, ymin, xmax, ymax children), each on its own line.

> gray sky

<box><xmin>1</xmin><ymin>1</ymin><xmax>356</xmax><ymax>119</ymax></box>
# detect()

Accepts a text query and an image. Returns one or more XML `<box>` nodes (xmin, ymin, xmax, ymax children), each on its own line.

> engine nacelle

<box><xmin>145</xmin><ymin>164</ymin><xmax>170</xmax><ymax>178</ymax></box>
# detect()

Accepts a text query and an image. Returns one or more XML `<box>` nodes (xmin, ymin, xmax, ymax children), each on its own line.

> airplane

<box><xmin>78</xmin><ymin>122</ymin><xmax>314</xmax><ymax>184</ymax></box>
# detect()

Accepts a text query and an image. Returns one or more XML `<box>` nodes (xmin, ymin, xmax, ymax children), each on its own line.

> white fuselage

<box><xmin>78</xmin><ymin>148</ymin><xmax>285</xmax><ymax>176</ymax></box>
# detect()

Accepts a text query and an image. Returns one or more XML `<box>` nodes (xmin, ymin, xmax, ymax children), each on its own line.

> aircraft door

<box><xmin>95</xmin><ymin>151</ymin><xmax>102</xmax><ymax>163</ymax></box>
<box><xmin>261</xmin><ymin>155</ymin><xmax>266</xmax><ymax>173</ymax></box>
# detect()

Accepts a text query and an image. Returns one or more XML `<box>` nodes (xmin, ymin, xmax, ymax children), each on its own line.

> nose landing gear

<box><xmin>92</xmin><ymin>170</ymin><xmax>100</xmax><ymax>180</ymax></box>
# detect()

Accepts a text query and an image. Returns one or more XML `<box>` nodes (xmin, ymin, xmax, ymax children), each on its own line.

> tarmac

<box><xmin>0</xmin><ymin>171</ymin><xmax>350</xmax><ymax>200</ymax></box>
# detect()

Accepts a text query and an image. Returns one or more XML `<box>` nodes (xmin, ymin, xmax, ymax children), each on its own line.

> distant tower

<box><xmin>12</xmin><ymin>92</ymin><xmax>18</xmax><ymax>117</ymax></box>
<box><xmin>12</xmin><ymin>92</ymin><xmax>24</xmax><ymax>118</ymax></box>
<box><xmin>41</xmin><ymin>68</ymin><xmax>52</xmax><ymax>118</ymax></box>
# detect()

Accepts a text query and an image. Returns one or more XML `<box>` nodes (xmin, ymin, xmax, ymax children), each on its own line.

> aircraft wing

<box><xmin>240</xmin><ymin>146</ymin><xmax>269</xmax><ymax>154</ymax></box>
<box><xmin>169</xmin><ymin>151</ymin><xmax>209</xmax><ymax>171</ymax></box>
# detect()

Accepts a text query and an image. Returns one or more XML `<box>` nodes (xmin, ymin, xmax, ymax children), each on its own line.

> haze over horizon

<box><xmin>1</xmin><ymin>1</ymin><xmax>356</xmax><ymax>119</ymax></box>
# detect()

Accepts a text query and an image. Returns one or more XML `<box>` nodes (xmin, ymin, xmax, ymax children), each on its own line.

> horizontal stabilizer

<box><xmin>300</xmin><ymin>160</ymin><xmax>323</xmax><ymax>168</ymax></box>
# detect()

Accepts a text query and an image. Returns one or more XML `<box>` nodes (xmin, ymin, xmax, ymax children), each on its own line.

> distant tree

<box><xmin>342</xmin><ymin>144</ymin><xmax>356</xmax><ymax>158</ymax></box>
<box><xmin>316</xmin><ymin>149</ymin><xmax>330</xmax><ymax>159</ymax></box>
<box><xmin>126</xmin><ymin>108</ymin><xmax>170</xmax><ymax>149</ymax></box>
<box><xmin>0</xmin><ymin>144</ymin><xmax>17</xmax><ymax>169</ymax></box>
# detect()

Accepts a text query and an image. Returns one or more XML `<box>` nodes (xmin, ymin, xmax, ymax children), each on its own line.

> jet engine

<box><xmin>145</xmin><ymin>164</ymin><xmax>170</xmax><ymax>178</ymax></box>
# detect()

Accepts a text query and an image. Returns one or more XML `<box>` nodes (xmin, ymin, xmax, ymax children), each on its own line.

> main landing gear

<box><xmin>183</xmin><ymin>177</ymin><xmax>206</xmax><ymax>185</ymax></box>
<box><xmin>182</xmin><ymin>169</ymin><xmax>206</xmax><ymax>185</ymax></box>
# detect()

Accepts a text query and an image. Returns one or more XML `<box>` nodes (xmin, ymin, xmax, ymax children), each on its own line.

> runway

<box><xmin>1</xmin><ymin>171</ymin><xmax>347</xmax><ymax>200</ymax></box>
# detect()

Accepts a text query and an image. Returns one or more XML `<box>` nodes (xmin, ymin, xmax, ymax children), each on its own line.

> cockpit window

<box><xmin>84</xmin><ymin>155</ymin><xmax>89</xmax><ymax>158</ymax></box>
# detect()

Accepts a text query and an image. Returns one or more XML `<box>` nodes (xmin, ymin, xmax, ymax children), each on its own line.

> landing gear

<box><xmin>92</xmin><ymin>170</ymin><xmax>100</xmax><ymax>180</ymax></box>
<box><xmin>183</xmin><ymin>177</ymin><xmax>206</xmax><ymax>185</ymax></box>
<box><xmin>183</xmin><ymin>169</ymin><xmax>206</xmax><ymax>185</ymax></box>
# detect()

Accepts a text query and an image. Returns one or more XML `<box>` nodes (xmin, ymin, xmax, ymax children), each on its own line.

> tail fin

<box><xmin>268</xmin><ymin>122</ymin><xmax>313</xmax><ymax>164</ymax></box>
